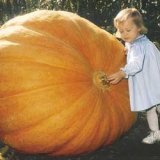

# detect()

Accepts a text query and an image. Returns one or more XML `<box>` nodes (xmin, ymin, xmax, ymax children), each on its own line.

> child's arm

<box><xmin>121</xmin><ymin>45</ymin><xmax>145</xmax><ymax>76</ymax></box>
<box><xmin>108</xmin><ymin>44</ymin><xmax>145</xmax><ymax>84</ymax></box>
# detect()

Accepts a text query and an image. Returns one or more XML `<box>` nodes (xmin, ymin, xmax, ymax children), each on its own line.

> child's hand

<box><xmin>107</xmin><ymin>71</ymin><xmax>126</xmax><ymax>84</ymax></box>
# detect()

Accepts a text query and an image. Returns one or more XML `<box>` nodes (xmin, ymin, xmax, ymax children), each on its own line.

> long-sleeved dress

<box><xmin>121</xmin><ymin>35</ymin><xmax>160</xmax><ymax>111</ymax></box>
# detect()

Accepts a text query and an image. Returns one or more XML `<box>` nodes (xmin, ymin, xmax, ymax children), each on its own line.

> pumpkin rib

<box><xmin>0</xmin><ymin>25</ymin><xmax>76</xmax><ymax>52</ymax></box>
<box><xmin>102</xmin><ymin>92</ymin><xmax>122</xmax><ymax>145</ymax></box>
<box><xmin>100</xmin><ymin>93</ymin><xmax>114</xmax><ymax>146</ymax></box>
<box><xmin>80</xmin><ymin>90</ymin><xmax>108</xmax><ymax>152</ymax></box>
<box><xmin>109</xmin><ymin>81</ymin><xmax>136</xmax><ymax>133</ymax></box>
<box><xmin>0</xmin><ymin>23</ymin><xmax>93</xmax><ymax>71</ymax></box>
<box><xmin>72</xmin><ymin>28</ymin><xmax>109</xmax><ymax>70</ymax></box>
<box><xmin>98</xmin><ymin>92</ymin><xmax>115</xmax><ymax>146</ymax></box>
<box><xmin>89</xmin><ymin>32</ymin><xmax>114</xmax><ymax>71</ymax></box>
<box><xmin>103</xmin><ymin>41</ymin><xmax>114</xmax><ymax>73</ymax></box>
<box><xmin>0</xmin><ymin>26</ymin><xmax>78</xmax><ymax>52</ymax></box>
<box><xmin>0</xmin><ymin>81</ymin><xmax>91</xmax><ymax>99</ymax></box>
<box><xmin>1</xmin><ymin>86</ymin><xmax>97</xmax><ymax>154</ymax></box>
<box><xmin>58</xmin><ymin>14</ymin><xmax>97</xmax><ymax>65</ymax></box>
<box><xmin>49</xmin><ymin>96</ymin><xmax>100</xmax><ymax>155</ymax></box>
<box><xmin>0</xmin><ymin>53</ymin><xmax>92</xmax><ymax>79</ymax></box>
<box><xmin>99</xmin><ymin>97</ymin><xmax>113</xmax><ymax>145</ymax></box>
<box><xmin>107</xmin><ymin>93</ymin><xmax>126</xmax><ymax>138</ymax></box>
<box><xmin>46</xmin><ymin>87</ymin><xmax>100</xmax><ymax>155</ymax></box>
<box><xmin>106</xmin><ymin>86</ymin><xmax>127</xmax><ymax>136</ymax></box>
<box><xmin>104</xmin><ymin>89</ymin><xmax>135</xmax><ymax>139</ymax></box>
<box><xmin>0</xmin><ymin>38</ymin><xmax>92</xmax><ymax>74</ymax></box>
<box><xmin>0</xmin><ymin>28</ymin><xmax>79</xmax><ymax>58</ymax></box>
<box><xmin>0</xmin><ymin>82</ymin><xmax>92</xmax><ymax>134</ymax></box>
<box><xmin>0</xmin><ymin>13</ymin><xmax>114</xmax><ymax>71</ymax></box>
<box><xmin>0</xmin><ymin>58</ymin><xmax>91</xmax><ymax>98</ymax></box>
<box><xmin>0</xmin><ymin>58</ymin><xmax>91</xmax><ymax>79</ymax></box>
<box><xmin>104</xmin><ymin>40</ymin><xmax>124</xmax><ymax>74</ymax></box>
<box><xmin>22</xmin><ymin>12</ymin><xmax>110</xmax><ymax>71</ymax></box>
<box><xmin>113</xmin><ymin>90</ymin><xmax>136</xmax><ymax>132</ymax></box>
<box><xmin>50</xmin><ymin>88</ymin><xmax>104</xmax><ymax>155</ymax></box>
<box><xmin>0</xmin><ymin>82</ymin><xmax>91</xmax><ymax>99</ymax></box>
<box><xmin>24</xmin><ymin>17</ymin><xmax>86</xmax><ymax>51</ymax></box>
<box><xmin>0</xmin><ymin>57</ymin><xmax>90</xmax><ymax>78</ymax></box>
<box><xmin>96</xmin><ymin>91</ymin><xmax>120</xmax><ymax>145</ymax></box>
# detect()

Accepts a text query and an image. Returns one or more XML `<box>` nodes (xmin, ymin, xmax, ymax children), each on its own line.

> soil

<box><xmin>1</xmin><ymin>112</ymin><xmax>160</xmax><ymax>160</ymax></box>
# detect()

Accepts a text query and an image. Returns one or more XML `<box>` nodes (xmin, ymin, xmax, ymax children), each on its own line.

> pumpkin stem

<box><xmin>93</xmin><ymin>71</ymin><xmax>110</xmax><ymax>91</ymax></box>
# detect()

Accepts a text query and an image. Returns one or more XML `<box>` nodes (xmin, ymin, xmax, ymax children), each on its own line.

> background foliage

<box><xmin>0</xmin><ymin>0</ymin><xmax>159</xmax><ymax>42</ymax></box>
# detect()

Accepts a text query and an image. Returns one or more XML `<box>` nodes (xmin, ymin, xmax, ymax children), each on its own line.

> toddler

<box><xmin>108</xmin><ymin>8</ymin><xmax>160</xmax><ymax>144</ymax></box>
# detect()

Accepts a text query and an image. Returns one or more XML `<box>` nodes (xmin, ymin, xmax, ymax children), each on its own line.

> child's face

<box><xmin>117</xmin><ymin>18</ymin><xmax>141</xmax><ymax>43</ymax></box>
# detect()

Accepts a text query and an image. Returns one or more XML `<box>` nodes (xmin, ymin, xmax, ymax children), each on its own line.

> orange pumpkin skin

<box><xmin>0</xmin><ymin>10</ymin><xmax>136</xmax><ymax>156</ymax></box>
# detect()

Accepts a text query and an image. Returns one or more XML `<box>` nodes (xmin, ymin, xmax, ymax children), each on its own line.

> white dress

<box><xmin>121</xmin><ymin>35</ymin><xmax>160</xmax><ymax>111</ymax></box>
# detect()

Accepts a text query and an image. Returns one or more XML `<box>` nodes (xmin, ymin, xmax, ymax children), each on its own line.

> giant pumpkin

<box><xmin>0</xmin><ymin>10</ymin><xmax>136</xmax><ymax>156</ymax></box>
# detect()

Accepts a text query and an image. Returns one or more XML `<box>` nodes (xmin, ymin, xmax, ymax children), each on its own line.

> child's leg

<box><xmin>146</xmin><ymin>106</ymin><xmax>159</xmax><ymax>131</ymax></box>
<box><xmin>142</xmin><ymin>106</ymin><xmax>160</xmax><ymax>144</ymax></box>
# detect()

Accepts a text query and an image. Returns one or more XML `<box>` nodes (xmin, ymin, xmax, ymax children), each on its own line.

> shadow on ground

<box><xmin>1</xmin><ymin>113</ymin><xmax>160</xmax><ymax>160</ymax></box>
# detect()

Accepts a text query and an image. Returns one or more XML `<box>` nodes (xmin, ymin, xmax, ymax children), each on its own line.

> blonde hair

<box><xmin>114</xmin><ymin>8</ymin><xmax>148</xmax><ymax>35</ymax></box>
